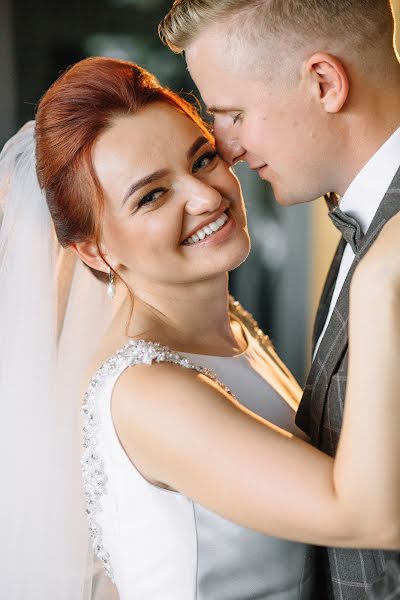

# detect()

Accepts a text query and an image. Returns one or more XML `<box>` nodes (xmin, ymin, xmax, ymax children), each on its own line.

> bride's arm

<box><xmin>112</xmin><ymin>217</ymin><xmax>400</xmax><ymax>549</ymax></box>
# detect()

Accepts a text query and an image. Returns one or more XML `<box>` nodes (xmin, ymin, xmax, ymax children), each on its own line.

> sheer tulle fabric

<box><xmin>0</xmin><ymin>122</ymin><xmax>116</xmax><ymax>599</ymax></box>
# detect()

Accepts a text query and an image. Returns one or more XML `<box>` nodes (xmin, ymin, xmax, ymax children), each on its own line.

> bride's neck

<box><xmin>119</xmin><ymin>278</ymin><xmax>240</xmax><ymax>355</ymax></box>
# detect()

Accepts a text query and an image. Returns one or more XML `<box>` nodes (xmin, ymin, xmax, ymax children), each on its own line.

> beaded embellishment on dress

<box><xmin>81</xmin><ymin>339</ymin><xmax>236</xmax><ymax>581</ymax></box>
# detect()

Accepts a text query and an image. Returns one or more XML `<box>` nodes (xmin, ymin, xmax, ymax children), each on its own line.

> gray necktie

<box><xmin>325</xmin><ymin>192</ymin><xmax>364</xmax><ymax>254</ymax></box>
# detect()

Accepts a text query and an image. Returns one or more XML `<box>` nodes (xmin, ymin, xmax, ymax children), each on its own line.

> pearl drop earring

<box><xmin>107</xmin><ymin>268</ymin><xmax>116</xmax><ymax>299</ymax></box>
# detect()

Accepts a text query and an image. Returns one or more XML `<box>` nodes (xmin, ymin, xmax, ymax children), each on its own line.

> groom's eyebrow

<box><xmin>206</xmin><ymin>106</ymin><xmax>239</xmax><ymax>115</ymax></box>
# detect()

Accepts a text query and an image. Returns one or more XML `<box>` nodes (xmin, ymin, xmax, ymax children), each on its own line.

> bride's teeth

<box><xmin>184</xmin><ymin>211</ymin><xmax>229</xmax><ymax>245</ymax></box>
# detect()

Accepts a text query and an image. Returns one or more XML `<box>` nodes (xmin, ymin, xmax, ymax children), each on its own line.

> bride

<box><xmin>0</xmin><ymin>56</ymin><xmax>399</xmax><ymax>600</ymax></box>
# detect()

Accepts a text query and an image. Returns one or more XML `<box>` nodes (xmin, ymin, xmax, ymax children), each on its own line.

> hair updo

<box><xmin>35</xmin><ymin>56</ymin><xmax>210</xmax><ymax>281</ymax></box>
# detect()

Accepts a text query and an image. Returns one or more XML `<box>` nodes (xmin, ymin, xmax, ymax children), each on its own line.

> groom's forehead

<box><xmin>186</xmin><ymin>34</ymin><xmax>273</xmax><ymax>98</ymax></box>
<box><xmin>185</xmin><ymin>30</ymin><xmax>241</xmax><ymax>77</ymax></box>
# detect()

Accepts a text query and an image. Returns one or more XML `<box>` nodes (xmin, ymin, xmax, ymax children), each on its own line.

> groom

<box><xmin>159</xmin><ymin>1</ymin><xmax>400</xmax><ymax>598</ymax></box>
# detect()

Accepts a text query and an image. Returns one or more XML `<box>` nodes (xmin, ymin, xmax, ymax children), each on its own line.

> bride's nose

<box><xmin>184</xmin><ymin>179</ymin><xmax>223</xmax><ymax>215</ymax></box>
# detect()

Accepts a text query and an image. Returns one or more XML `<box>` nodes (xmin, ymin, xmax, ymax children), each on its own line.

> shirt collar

<box><xmin>339</xmin><ymin>126</ymin><xmax>400</xmax><ymax>234</ymax></box>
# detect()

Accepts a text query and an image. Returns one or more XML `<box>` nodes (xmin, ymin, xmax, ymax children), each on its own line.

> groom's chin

<box><xmin>258</xmin><ymin>173</ymin><xmax>305</xmax><ymax>206</ymax></box>
<box><xmin>270</xmin><ymin>183</ymin><xmax>319</xmax><ymax>207</ymax></box>
<box><xmin>269</xmin><ymin>185</ymin><xmax>302</xmax><ymax>207</ymax></box>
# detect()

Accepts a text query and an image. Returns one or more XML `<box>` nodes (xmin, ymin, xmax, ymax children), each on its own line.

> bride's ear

<box><xmin>306</xmin><ymin>52</ymin><xmax>349</xmax><ymax>113</ymax></box>
<box><xmin>70</xmin><ymin>240</ymin><xmax>119</xmax><ymax>273</ymax></box>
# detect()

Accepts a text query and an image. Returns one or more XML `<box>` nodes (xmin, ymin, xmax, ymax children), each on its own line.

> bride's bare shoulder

<box><xmin>109</xmin><ymin>353</ymin><xmax>235</xmax><ymax>483</ymax></box>
<box><xmin>113</xmin><ymin>350</ymin><xmax>225</xmax><ymax>404</ymax></box>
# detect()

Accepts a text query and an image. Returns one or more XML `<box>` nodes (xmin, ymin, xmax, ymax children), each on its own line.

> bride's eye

<box><xmin>137</xmin><ymin>188</ymin><xmax>165</xmax><ymax>208</ymax></box>
<box><xmin>192</xmin><ymin>151</ymin><xmax>219</xmax><ymax>173</ymax></box>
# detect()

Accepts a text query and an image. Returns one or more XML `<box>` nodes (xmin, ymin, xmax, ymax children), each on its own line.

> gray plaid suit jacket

<box><xmin>296</xmin><ymin>166</ymin><xmax>400</xmax><ymax>600</ymax></box>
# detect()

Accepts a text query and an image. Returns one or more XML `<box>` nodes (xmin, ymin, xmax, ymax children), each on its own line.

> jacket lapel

<box><xmin>297</xmin><ymin>166</ymin><xmax>400</xmax><ymax>444</ymax></box>
<box><xmin>311</xmin><ymin>239</ymin><xmax>346</xmax><ymax>354</ymax></box>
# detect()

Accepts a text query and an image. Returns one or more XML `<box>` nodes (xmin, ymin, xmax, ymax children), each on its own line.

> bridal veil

<box><xmin>0</xmin><ymin>121</ymin><xmax>117</xmax><ymax>599</ymax></box>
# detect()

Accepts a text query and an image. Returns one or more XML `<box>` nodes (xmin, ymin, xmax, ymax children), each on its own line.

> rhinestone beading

<box><xmin>81</xmin><ymin>339</ymin><xmax>235</xmax><ymax>581</ymax></box>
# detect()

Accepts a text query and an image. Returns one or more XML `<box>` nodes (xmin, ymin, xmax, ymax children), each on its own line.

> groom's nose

<box><xmin>213</xmin><ymin>120</ymin><xmax>246</xmax><ymax>166</ymax></box>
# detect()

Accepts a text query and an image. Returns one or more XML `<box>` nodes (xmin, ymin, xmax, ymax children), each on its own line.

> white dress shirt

<box><xmin>314</xmin><ymin>126</ymin><xmax>400</xmax><ymax>358</ymax></box>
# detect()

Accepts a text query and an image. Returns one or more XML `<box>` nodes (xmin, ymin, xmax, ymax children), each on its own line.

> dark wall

<box><xmin>13</xmin><ymin>0</ymin><xmax>189</xmax><ymax>125</ymax></box>
<box><xmin>0</xmin><ymin>0</ymin><xmax>17</xmax><ymax>144</ymax></box>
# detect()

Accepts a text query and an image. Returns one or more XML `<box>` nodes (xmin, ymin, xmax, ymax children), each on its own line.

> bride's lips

<box><xmin>182</xmin><ymin>211</ymin><xmax>236</xmax><ymax>248</ymax></box>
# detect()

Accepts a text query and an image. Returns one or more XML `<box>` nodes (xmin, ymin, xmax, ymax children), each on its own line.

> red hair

<box><xmin>35</xmin><ymin>56</ymin><xmax>210</xmax><ymax>280</ymax></box>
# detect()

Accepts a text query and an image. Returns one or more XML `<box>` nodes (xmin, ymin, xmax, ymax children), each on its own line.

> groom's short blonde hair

<box><xmin>159</xmin><ymin>0</ymin><xmax>396</xmax><ymax>78</ymax></box>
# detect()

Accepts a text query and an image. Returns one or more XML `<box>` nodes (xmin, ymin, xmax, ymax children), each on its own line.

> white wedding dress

<box><xmin>82</xmin><ymin>303</ymin><xmax>316</xmax><ymax>599</ymax></box>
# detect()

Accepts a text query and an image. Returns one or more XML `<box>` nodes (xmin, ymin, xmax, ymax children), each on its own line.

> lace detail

<box><xmin>81</xmin><ymin>339</ymin><xmax>236</xmax><ymax>581</ymax></box>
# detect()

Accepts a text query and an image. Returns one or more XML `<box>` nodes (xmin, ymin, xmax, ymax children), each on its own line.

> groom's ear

<box><xmin>305</xmin><ymin>52</ymin><xmax>349</xmax><ymax>114</ymax></box>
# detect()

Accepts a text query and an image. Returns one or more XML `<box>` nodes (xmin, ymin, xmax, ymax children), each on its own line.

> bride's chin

<box><xmin>228</xmin><ymin>237</ymin><xmax>251</xmax><ymax>271</ymax></box>
<box><xmin>229</xmin><ymin>247</ymin><xmax>251</xmax><ymax>271</ymax></box>
<box><xmin>214</xmin><ymin>237</ymin><xmax>251</xmax><ymax>273</ymax></box>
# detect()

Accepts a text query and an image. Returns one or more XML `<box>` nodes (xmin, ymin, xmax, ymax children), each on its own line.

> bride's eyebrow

<box><xmin>121</xmin><ymin>169</ymin><xmax>168</xmax><ymax>207</ymax></box>
<box><xmin>121</xmin><ymin>136</ymin><xmax>212</xmax><ymax>207</ymax></box>
<box><xmin>186</xmin><ymin>135</ymin><xmax>211</xmax><ymax>158</ymax></box>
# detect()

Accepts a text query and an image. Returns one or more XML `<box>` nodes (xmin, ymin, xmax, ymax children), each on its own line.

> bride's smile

<box><xmin>180</xmin><ymin>208</ymin><xmax>230</xmax><ymax>245</ymax></box>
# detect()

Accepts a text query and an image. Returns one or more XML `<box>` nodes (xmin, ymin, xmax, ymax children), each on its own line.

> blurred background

<box><xmin>1</xmin><ymin>0</ymin><xmax>399</xmax><ymax>383</ymax></box>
